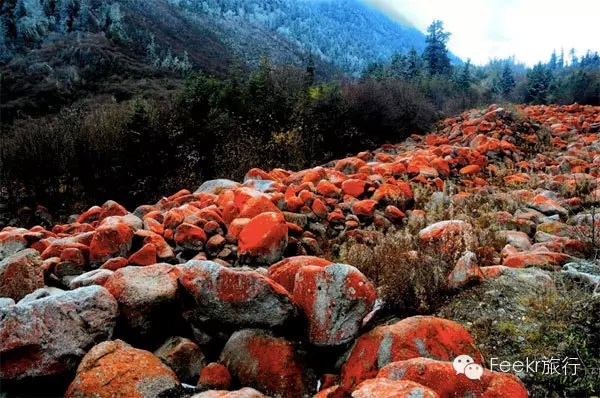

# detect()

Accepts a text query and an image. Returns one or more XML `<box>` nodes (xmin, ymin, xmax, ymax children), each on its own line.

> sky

<box><xmin>365</xmin><ymin>0</ymin><xmax>600</xmax><ymax>66</ymax></box>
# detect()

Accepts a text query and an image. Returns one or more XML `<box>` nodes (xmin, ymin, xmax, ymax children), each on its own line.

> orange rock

<box><xmin>179</xmin><ymin>260</ymin><xmax>297</xmax><ymax>327</ymax></box>
<box><xmin>477</xmin><ymin>120</ymin><xmax>495</xmax><ymax>132</ymax></box>
<box><xmin>127</xmin><ymin>243</ymin><xmax>157</xmax><ymax>266</ymax></box>
<box><xmin>238</xmin><ymin>212</ymin><xmax>288</xmax><ymax>265</ymax></box>
<box><xmin>76</xmin><ymin>206</ymin><xmax>102</xmax><ymax>224</ymax></box>
<box><xmin>100</xmin><ymin>257</ymin><xmax>129</xmax><ymax>271</ymax></box>
<box><xmin>335</xmin><ymin>157</ymin><xmax>368</xmax><ymax>175</ymax></box>
<box><xmin>225</xmin><ymin>218</ymin><xmax>251</xmax><ymax>244</ymax></box>
<box><xmin>317</xmin><ymin>180</ymin><xmax>342</xmax><ymax>198</ymax></box>
<box><xmin>503</xmin><ymin>174</ymin><xmax>531</xmax><ymax>185</ymax></box>
<box><xmin>89</xmin><ymin>223</ymin><xmax>134</xmax><ymax>264</ymax></box>
<box><xmin>59</xmin><ymin>247</ymin><xmax>87</xmax><ymax>267</ymax></box>
<box><xmin>66</xmin><ymin>340</ymin><xmax>179</xmax><ymax>398</ymax></box>
<box><xmin>340</xmin><ymin>316</ymin><xmax>484</xmax><ymax>391</ymax></box>
<box><xmin>220</xmin><ymin>329</ymin><xmax>317</xmax><ymax>397</ymax></box>
<box><xmin>327</xmin><ymin>210</ymin><xmax>346</xmax><ymax>224</ymax></box>
<box><xmin>285</xmin><ymin>196</ymin><xmax>304</xmax><ymax>212</ymax></box>
<box><xmin>447</xmin><ymin>251</ymin><xmax>484</xmax><ymax>290</ymax></box>
<box><xmin>267</xmin><ymin>256</ymin><xmax>332</xmax><ymax>293</ymax></box>
<box><xmin>379</xmin><ymin>358</ymin><xmax>527</xmax><ymax>398</ymax></box>
<box><xmin>502</xmin><ymin>252</ymin><xmax>571</xmax><ymax>270</ymax></box>
<box><xmin>351</xmin><ymin>200</ymin><xmax>378</xmax><ymax>218</ymax></box>
<box><xmin>383</xmin><ymin>205</ymin><xmax>406</xmax><ymax>223</ymax></box>
<box><xmin>237</xmin><ymin>196</ymin><xmax>281</xmax><ymax>220</ymax></box>
<box><xmin>174</xmin><ymin>223</ymin><xmax>207</xmax><ymax>250</ymax></box>
<box><xmin>353</xmin><ymin>378</ymin><xmax>439</xmax><ymax>398</ymax></box>
<box><xmin>41</xmin><ymin>241</ymin><xmax>90</xmax><ymax>261</ymax></box>
<box><xmin>460</xmin><ymin>164</ymin><xmax>481</xmax><ymax>176</ymax></box>
<box><xmin>293</xmin><ymin>264</ymin><xmax>376</xmax><ymax>346</ymax></box>
<box><xmin>199</xmin><ymin>362</ymin><xmax>232</xmax><ymax>390</ymax></box>
<box><xmin>342</xmin><ymin>179</ymin><xmax>367</xmax><ymax>198</ymax></box>
<box><xmin>135</xmin><ymin>230</ymin><xmax>174</xmax><ymax>260</ymax></box>
<box><xmin>418</xmin><ymin>220</ymin><xmax>477</xmax><ymax>256</ymax></box>
<box><xmin>480</xmin><ymin>265</ymin><xmax>510</xmax><ymax>279</ymax></box>
<box><xmin>528</xmin><ymin>194</ymin><xmax>567</xmax><ymax>216</ymax></box>
<box><xmin>371</xmin><ymin>183</ymin><xmax>413</xmax><ymax>210</ymax></box>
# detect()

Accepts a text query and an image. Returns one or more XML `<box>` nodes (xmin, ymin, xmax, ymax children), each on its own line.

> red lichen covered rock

<box><xmin>293</xmin><ymin>263</ymin><xmax>376</xmax><ymax>346</ymax></box>
<box><xmin>342</xmin><ymin>179</ymin><xmax>367</xmax><ymax>198</ymax></box>
<box><xmin>198</xmin><ymin>362</ymin><xmax>232</xmax><ymax>390</ymax></box>
<box><xmin>127</xmin><ymin>243</ymin><xmax>157</xmax><ymax>266</ymax></box>
<box><xmin>66</xmin><ymin>339</ymin><xmax>179</xmax><ymax>398</ymax></box>
<box><xmin>267</xmin><ymin>256</ymin><xmax>333</xmax><ymax>293</ymax></box>
<box><xmin>192</xmin><ymin>388</ymin><xmax>268</xmax><ymax>398</ymax></box>
<box><xmin>89</xmin><ymin>222</ymin><xmax>135</xmax><ymax>264</ymax></box>
<box><xmin>527</xmin><ymin>194</ymin><xmax>568</xmax><ymax>216</ymax></box>
<box><xmin>154</xmin><ymin>336</ymin><xmax>205</xmax><ymax>384</ymax></box>
<box><xmin>502</xmin><ymin>252</ymin><xmax>571</xmax><ymax>269</ymax></box>
<box><xmin>418</xmin><ymin>220</ymin><xmax>477</xmax><ymax>256</ymax></box>
<box><xmin>378</xmin><ymin>357</ymin><xmax>527</xmax><ymax>398</ymax></box>
<box><xmin>447</xmin><ymin>251</ymin><xmax>484</xmax><ymax>290</ymax></box>
<box><xmin>340</xmin><ymin>316</ymin><xmax>484</xmax><ymax>391</ymax></box>
<box><xmin>219</xmin><ymin>329</ymin><xmax>317</xmax><ymax>398</ymax></box>
<box><xmin>0</xmin><ymin>249</ymin><xmax>44</xmax><ymax>301</ymax></box>
<box><xmin>104</xmin><ymin>264</ymin><xmax>180</xmax><ymax>341</ymax></box>
<box><xmin>371</xmin><ymin>183</ymin><xmax>413</xmax><ymax>209</ymax></box>
<box><xmin>351</xmin><ymin>200</ymin><xmax>378</xmax><ymax>218</ymax></box>
<box><xmin>178</xmin><ymin>260</ymin><xmax>297</xmax><ymax>328</ymax></box>
<box><xmin>352</xmin><ymin>378</ymin><xmax>439</xmax><ymax>398</ymax></box>
<box><xmin>238</xmin><ymin>212</ymin><xmax>288</xmax><ymax>265</ymax></box>
<box><xmin>0</xmin><ymin>228</ymin><xmax>28</xmax><ymax>261</ymax></box>
<box><xmin>0</xmin><ymin>286</ymin><xmax>118</xmax><ymax>379</ymax></box>
<box><xmin>97</xmin><ymin>200</ymin><xmax>129</xmax><ymax>222</ymax></box>
<box><xmin>174</xmin><ymin>223</ymin><xmax>208</xmax><ymax>250</ymax></box>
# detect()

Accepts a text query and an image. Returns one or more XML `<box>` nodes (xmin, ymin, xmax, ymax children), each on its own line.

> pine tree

<box><xmin>526</xmin><ymin>62</ymin><xmax>553</xmax><ymax>104</ymax></box>
<box><xmin>423</xmin><ymin>20</ymin><xmax>452</xmax><ymax>76</ymax></box>
<box><xmin>456</xmin><ymin>58</ymin><xmax>472</xmax><ymax>92</ymax></box>
<box><xmin>499</xmin><ymin>63</ymin><xmax>516</xmax><ymax>97</ymax></box>
<box><xmin>405</xmin><ymin>47</ymin><xmax>423</xmax><ymax>80</ymax></box>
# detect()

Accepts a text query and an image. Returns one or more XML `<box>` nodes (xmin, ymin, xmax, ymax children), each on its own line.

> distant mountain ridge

<box><xmin>0</xmin><ymin>0</ymin><xmax>438</xmax><ymax>120</ymax></box>
<box><xmin>165</xmin><ymin>0</ymin><xmax>429</xmax><ymax>75</ymax></box>
<box><xmin>1</xmin><ymin>0</ymin><xmax>431</xmax><ymax>75</ymax></box>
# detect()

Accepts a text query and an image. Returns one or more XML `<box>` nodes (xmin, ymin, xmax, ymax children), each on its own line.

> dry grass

<box><xmin>339</xmin><ymin>229</ymin><xmax>455</xmax><ymax>315</ymax></box>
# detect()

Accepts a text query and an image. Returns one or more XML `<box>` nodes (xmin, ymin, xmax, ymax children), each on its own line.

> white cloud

<box><xmin>368</xmin><ymin>0</ymin><xmax>600</xmax><ymax>66</ymax></box>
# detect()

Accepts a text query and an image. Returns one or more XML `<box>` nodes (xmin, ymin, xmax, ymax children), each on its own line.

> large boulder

<box><xmin>340</xmin><ymin>316</ymin><xmax>484</xmax><ymax>391</ymax></box>
<box><xmin>103</xmin><ymin>264</ymin><xmax>180</xmax><ymax>344</ymax></box>
<box><xmin>154</xmin><ymin>336</ymin><xmax>206</xmax><ymax>384</ymax></box>
<box><xmin>0</xmin><ymin>286</ymin><xmax>118</xmax><ymax>379</ymax></box>
<box><xmin>238</xmin><ymin>212</ymin><xmax>288</xmax><ymax>265</ymax></box>
<box><xmin>220</xmin><ymin>329</ymin><xmax>317</xmax><ymax>398</ymax></box>
<box><xmin>66</xmin><ymin>339</ymin><xmax>179</xmax><ymax>398</ymax></box>
<box><xmin>179</xmin><ymin>260</ymin><xmax>298</xmax><ymax>328</ymax></box>
<box><xmin>0</xmin><ymin>249</ymin><xmax>44</xmax><ymax>301</ymax></box>
<box><xmin>352</xmin><ymin>378</ymin><xmax>439</xmax><ymax>398</ymax></box>
<box><xmin>379</xmin><ymin>357</ymin><xmax>528</xmax><ymax>397</ymax></box>
<box><xmin>293</xmin><ymin>263</ymin><xmax>376</xmax><ymax>346</ymax></box>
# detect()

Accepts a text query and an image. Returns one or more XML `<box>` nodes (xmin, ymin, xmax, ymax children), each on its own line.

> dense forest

<box><xmin>1</xmin><ymin>0</ymin><xmax>600</xmax><ymax>226</ymax></box>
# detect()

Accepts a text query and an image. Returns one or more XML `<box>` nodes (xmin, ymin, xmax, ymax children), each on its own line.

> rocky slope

<box><xmin>1</xmin><ymin>104</ymin><xmax>600</xmax><ymax>397</ymax></box>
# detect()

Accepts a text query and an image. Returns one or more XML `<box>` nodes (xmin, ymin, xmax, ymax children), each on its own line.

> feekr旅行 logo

<box><xmin>453</xmin><ymin>355</ymin><xmax>484</xmax><ymax>380</ymax></box>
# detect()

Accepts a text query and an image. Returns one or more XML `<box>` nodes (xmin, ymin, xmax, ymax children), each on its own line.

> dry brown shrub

<box><xmin>340</xmin><ymin>230</ymin><xmax>455</xmax><ymax>315</ymax></box>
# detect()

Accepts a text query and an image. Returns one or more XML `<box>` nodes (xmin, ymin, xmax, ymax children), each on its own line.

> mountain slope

<box><xmin>0</xmin><ymin>0</ymin><xmax>434</xmax><ymax>121</ymax></box>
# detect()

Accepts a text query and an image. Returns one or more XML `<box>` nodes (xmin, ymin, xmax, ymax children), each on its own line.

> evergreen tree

<box><xmin>405</xmin><ymin>47</ymin><xmax>423</xmax><ymax>80</ymax></box>
<box><xmin>549</xmin><ymin>50</ymin><xmax>557</xmax><ymax>70</ymax></box>
<box><xmin>423</xmin><ymin>20</ymin><xmax>452</xmax><ymax>76</ymax></box>
<box><xmin>499</xmin><ymin>63</ymin><xmax>516</xmax><ymax>96</ymax></box>
<box><xmin>526</xmin><ymin>62</ymin><xmax>553</xmax><ymax>104</ymax></box>
<box><xmin>456</xmin><ymin>58</ymin><xmax>472</xmax><ymax>92</ymax></box>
